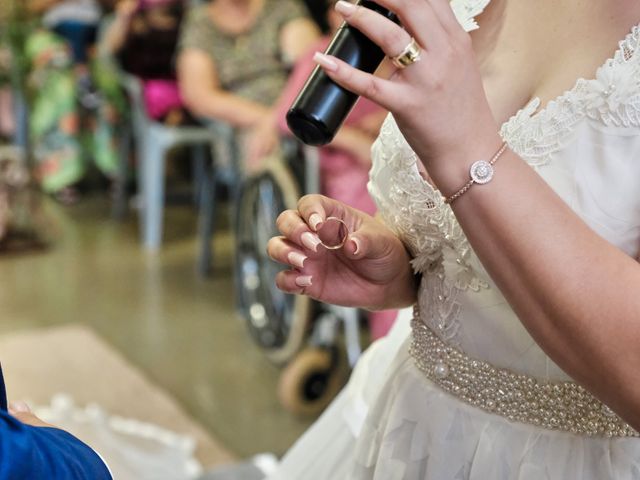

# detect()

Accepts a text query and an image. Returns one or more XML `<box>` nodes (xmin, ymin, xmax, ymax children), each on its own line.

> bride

<box><xmin>266</xmin><ymin>0</ymin><xmax>640</xmax><ymax>478</ymax></box>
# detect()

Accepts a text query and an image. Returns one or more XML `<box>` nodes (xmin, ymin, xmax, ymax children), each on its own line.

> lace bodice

<box><xmin>368</xmin><ymin>4</ymin><xmax>640</xmax><ymax>380</ymax></box>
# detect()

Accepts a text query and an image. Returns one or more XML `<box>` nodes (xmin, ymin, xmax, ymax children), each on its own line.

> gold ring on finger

<box><xmin>391</xmin><ymin>37</ymin><xmax>422</xmax><ymax>69</ymax></box>
<box><xmin>317</xmin><ymin>216</ymin><xmax>349</xmax><ymax>250</ymax></box>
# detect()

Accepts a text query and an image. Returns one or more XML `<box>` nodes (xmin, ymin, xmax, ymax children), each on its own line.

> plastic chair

<box><xmin>119</xmin><ymin>72</ymin><xmax>236</xmax><ymax>273</ymax></box>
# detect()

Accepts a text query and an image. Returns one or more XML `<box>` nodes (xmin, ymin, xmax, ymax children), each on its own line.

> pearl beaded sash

<box><xmin>409</xmin><ymin>308</ymin><xmax>638</xmax><ymax>438</ymax></box>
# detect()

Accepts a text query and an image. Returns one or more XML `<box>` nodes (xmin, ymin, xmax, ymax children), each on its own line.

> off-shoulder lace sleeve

<box><xmin>368</xmin><ymin>0</ymin><xmax>492</xmax><ymax>283</ymax></box>
<box><xmin>450</xmin><ymin>0</ymin><xmax>491</xmax><ymax>32</ymax></box>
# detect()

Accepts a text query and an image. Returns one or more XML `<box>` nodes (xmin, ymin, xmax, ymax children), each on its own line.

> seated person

<box><xmin>102</xmin><ymin>0</ymin><xmax>194</xmax><ymax>125</ymax></box>
<box><xmin>24</xmin><ymin>25</ymin><xmax>120</xmax><ymax>203</ymax></box>
<box><xmin>29</xmin><ymin>0</ymin><xmax>102</xmax><ymax>75</ymax></box>
<box><xmin>176</xmin><ymin>0</ymin><xmax>320</xmax><ymax>171</ymax></box>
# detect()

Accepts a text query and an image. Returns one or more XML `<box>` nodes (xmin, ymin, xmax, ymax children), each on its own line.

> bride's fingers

<box><xmin>297</xmin><ymin>194</ymin><xmax>358</xmax><ymax>231</ymax></box>
<box><xmin>275</xmin><ymin>209</ymin><xmax>322</xmax><ymax>252</ymax></box>
<box><xmin>313</xmin><ymin>52</ymin><xmax>398</xmax><ymax>111</ymax></box>
<box><xmin>333</xmin><ymin>1</ymin><xmax>413</xmax><ymax>56</ymax></box>
<box><xmin>342</xmin><ymin>222</ymin><xmax>392</xmax><ymax>262</ymax></box>
<box><xmin>267</xmin><ymin>236</ymin><xmax>309</xmax><ymax>269</ymax></box>
<box><xmin>361</xmin><ymin>0</ymin><xmax>447</xmax><ymax>52</ymax></box>
<box><xmin>275</xmin><ymin>269</ymin><xmax>314</xmax><ymax>295</ymax></box>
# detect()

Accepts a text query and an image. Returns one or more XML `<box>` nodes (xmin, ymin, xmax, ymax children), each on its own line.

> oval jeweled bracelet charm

<box><xmin>469</xmin><ymin>160</ymin><xmax>494</xmax><ymax>184</ymax></box>
<box><xmin>444</xmin><ymin>142</ymin><xmax>508</xmax><ymax>205</ymax></box>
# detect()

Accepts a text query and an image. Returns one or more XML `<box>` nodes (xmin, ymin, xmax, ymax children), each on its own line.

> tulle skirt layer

<box><xmin>269</xmin><ymin>313</ymin><xmax>640</xmax><ymax>480</ymax></box>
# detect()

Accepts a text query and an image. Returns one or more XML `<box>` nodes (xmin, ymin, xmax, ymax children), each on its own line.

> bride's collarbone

<box><xmin>476</xmin><ymin>22</ymin><xmax>640</xmax><ymax>124</ymax></box>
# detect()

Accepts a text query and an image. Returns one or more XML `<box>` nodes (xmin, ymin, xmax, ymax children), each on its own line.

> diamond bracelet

<box><xmin>444</xmin><ymin>142</ymin><xmax>509</xmax><ymax>205</ymax></box>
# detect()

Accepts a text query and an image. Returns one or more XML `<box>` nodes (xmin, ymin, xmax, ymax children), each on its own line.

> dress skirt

<box><xmin>267</xmin><ymin>309</ymin><xmax>640</xmax><ymax>480</ymax></box>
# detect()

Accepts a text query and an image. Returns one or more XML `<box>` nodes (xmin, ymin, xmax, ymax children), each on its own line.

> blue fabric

<box><xmin>0</xmin><ymin>366</ymin><xmax>7</xmax><ymax>412</ymax></box>
<box><xmin>0</xmin><ymin>366</ymin><xmax>111</xmax><ymax>479</ymax></box>
<box><xmin>52</xmin><ymin>21</ymin><xmax>97</xmax><ymax>63</ymax></box>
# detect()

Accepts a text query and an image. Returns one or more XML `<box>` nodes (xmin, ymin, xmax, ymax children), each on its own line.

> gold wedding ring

<box><xmin>318</xmin><ymin>216</ymin><xmax>349</xmax><ymax>250</ymax></box>
<box><xmin>391</xmin><ymin>37</ymin><xmax>422</xmax><ymax>69</ymax></box>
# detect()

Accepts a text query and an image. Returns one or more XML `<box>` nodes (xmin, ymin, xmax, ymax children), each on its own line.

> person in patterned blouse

<box><xmin>177</xmin><ymin>0</ymin><xmax>320</xmax><ymax>171</ymax></box>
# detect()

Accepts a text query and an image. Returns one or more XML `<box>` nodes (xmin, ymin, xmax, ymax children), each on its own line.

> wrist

<box><xmin>382</xmin><ymin>246</ymin><xmax>419</xmax><ymax>309</ymax></box>
<box><xmin>425</xmin><ymin>132</ymin><xmax>505</xmax><ymax>200</ymax></box>
<box><xmin>384</xmin><ymin>270</ymin><xmax>419</xmax><ymax>309</ymax></box>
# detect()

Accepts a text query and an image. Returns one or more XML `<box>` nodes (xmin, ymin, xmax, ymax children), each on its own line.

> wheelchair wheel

<box><xmin>235</xmin><ymin>159</ymin><xmax>313</xmax><ymax>365</ymax></box>
<box><xmin>277</xmin><ymin>347</ymin><xmax>343</xmax><ymax>416</ymax></box>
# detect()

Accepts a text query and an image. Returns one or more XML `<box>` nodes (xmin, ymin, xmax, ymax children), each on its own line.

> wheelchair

<box><xmin>234</xmin><ymin>141</ymin><xmax>365</xmax><ymax>416</ymax></box>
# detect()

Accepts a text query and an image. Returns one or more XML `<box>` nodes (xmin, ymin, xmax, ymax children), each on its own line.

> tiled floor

<box><xmin>0</xmin><ymin>194</ymin><xmax>316</xmax><ymax>458</ymax></box>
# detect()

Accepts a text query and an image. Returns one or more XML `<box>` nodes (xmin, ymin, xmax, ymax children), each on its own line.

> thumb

<box><xmin>343</xmin><ymin>234</ymin><xmax>364</xmax><ymax>258</ymax></box>
<box><xmin>343</xmin><ymin>221</ymin><xmax>392</xmax><ymax>261</ymax></box>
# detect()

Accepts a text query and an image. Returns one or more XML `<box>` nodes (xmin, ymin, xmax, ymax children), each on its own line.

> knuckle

<box><xmin>404</xmin><ymin>0</ymin><xmax>421</xmax><ymax>15</ymax></box>
<box><xmin>430</xmin><ymin>77</ymin><xmax>445</xmax><ymax>92</ymax></box>
<box><xmin>439</xmin><ymin>43</ymin><xmax>455</xmax><ymax>59</ymax></box>
<box><xmin>299</xmin><ymin>193</ymin><xmax>324</xmax><ymax>212</ymax></box>
<box><xmin>265</xmin><ymin>238</ymin><xmax>277</xmax><ymax>258</ymax></box>
<box><xmin>350</xmin><ymin>4</ymin><xmax>364</xmax><ymax>21</ymax></box>
<box><xmin>298</xmin><ymin>193</ymin><xmax>314</xmax><ymax>205</ymax></box>
<box><xmin>298</xmin><ymin>194</ymin><xmax>314</xmax><ymax>208</ymax></box>
<box><xmin>274</xmin><ymin>272</ymin><xmax>285</xmax><ymax>290</ymax></box>
<box><xmin>383</xmin><ymin>29</ymin><xmax>408</xmax><ymax>54</ymax></box>
<box><xmin>364</xmin><ymin>78</ymin><xmax>381</xmax><ymax>100</ymax></box>
<box><xmin>275</xmin><ymin>210</ymin><xmax>290</xmax><ymax>229</ymax></box>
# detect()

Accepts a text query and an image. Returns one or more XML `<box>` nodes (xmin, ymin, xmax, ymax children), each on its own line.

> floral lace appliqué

<box><xmin>371</xmin><ymin>116</ymin><xmax>488</xmax><ymax>346</ymax></box>
<box><xmin>369</xmin><ymin>0</ymin><xmax>494</xmax><ymax>344</ymax></box>
<box><xmin>450</xmin><ymin>0</ymin><xmax>491</xmax><ymax>32</ymax></box>
<box><xmin>501</xmin><ymin>25</ymin><xmax>640</xmax><ymax>167</ymax></box>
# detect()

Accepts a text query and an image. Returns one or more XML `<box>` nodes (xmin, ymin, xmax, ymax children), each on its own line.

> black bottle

<box><xmin>286</xmin><ymin>1</ymin><xmax>397</xmax><ymax>146</ymax></box>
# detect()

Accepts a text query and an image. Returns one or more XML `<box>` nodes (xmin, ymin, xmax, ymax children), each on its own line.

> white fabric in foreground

<box><xmin>35</xmin><ymin>394</ymin><xmax>203</xmax><ymax>480</ymax></box>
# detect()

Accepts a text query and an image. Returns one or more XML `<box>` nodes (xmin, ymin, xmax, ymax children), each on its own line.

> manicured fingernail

<box><xmin>335</xmin><ymin>0</ymin><xmax>356</xmax><ymax>15</ymax></box>
<box><xmin>309</xmin><ymin>213</ymin><xmax>323</xmax><ymax>231</ymax></box>
<box><xmin>301</xmin><ymin>232</ymin><xmax>321</xmax><ymax>252</ymax></box>
<box><xmin>313</xmin><ymin>52</ymin><xmax>338</xmax><ymax>72</ymax></box>
<box><xmin>295</xmin><ymin>275</ymin><xmax>313</xmax><ymax>287</ymax></box>
<box><xmin>287</xmin><ymin>251</ymin><xmax>307</xmax><ymax>269</ymax></box>
<box><xmin>350</xmin><ymin>237</ymin><xmax>361</xmax><ymax>255</ymax></box>
<box><xmin>9</xmin><ymin>401</ymin><xmax>30</xmax><ymax>413</ymax></box>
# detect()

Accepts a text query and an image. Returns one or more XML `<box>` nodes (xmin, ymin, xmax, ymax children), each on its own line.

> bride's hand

<box><xmin>314</xmin><ymin>0</ymin><xmax>502</xmax><ymax>192</ymax></box>
<box><xmin>267</xmin><ymin>194</ymin><xmax>416</xmax><ymax>310</ymax></box>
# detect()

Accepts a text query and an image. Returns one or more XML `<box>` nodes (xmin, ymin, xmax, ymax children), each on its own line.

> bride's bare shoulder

<box><xmin>465</xmin><ymin>0</ymin><xmax>640</xmax><ymax>123</ymax></box>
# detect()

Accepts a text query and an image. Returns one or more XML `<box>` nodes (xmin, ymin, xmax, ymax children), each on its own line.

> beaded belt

<box><xmin>409</xmin><ymin>310</ymin><xmax>638</xmax><ymax>438</ymax></box>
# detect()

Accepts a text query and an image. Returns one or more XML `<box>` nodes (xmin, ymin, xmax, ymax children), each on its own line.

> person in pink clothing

<box><xmin>103</xmin><ymin>0</ymin><xmax>193</xmax><ymax>125</ymax></box>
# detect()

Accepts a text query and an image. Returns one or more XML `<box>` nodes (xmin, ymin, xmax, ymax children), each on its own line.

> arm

<box><xmin>100</xmin><ymin>0</ymin><xmax>137</xmax><ymax>56</ymax></box>
<box><xmin>0</xmin><ymin>409</ymin><xmax>111</xmax><ymax>479</ymax></box>
<box><xmin>177</xmin><ymin>48</ymin><xmax>270</xmax><ymax>128</ymax></box>
<box><xmin>442</xmin><ymin>146</ymin><xmax>640</xmax><ymax>430</ymax></box>
<box><xmin>279</xmin><ymin>17</ymin><xmax>322</xmax><ymax>65</ymax></box>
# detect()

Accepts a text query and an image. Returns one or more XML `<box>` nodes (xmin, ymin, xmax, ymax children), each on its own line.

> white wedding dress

<box><xmin>268</xmin><ymin>1</ymin><xmax>640</xmax><ymax>478</ymax></box>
